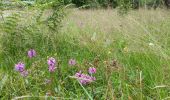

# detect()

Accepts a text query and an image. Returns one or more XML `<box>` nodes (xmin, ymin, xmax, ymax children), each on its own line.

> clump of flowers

<box><xmin>15</xmin><ymin>62</ymin><xmax>25</xmax><ymax>72</ymax></box>
<box><xmin>68</xmin><ymin>59</ymin><xmax>76</xmax><ymax>66</ymax></box>
<box><xmin>47</xmin><ymin>57</ymin><xmax>56</xmax><ymax>72</ymax></box>
<box><xmin>15</xmin><ymin>62</ymin><xmax>28</xmax><ymax>77</ymax></box>
<box><xmin>74</xmin><ymin>71</ymin><xmax>96</xmax><ymax>85</ymax></box>
<box><xmin>28</xmin><ymin>49</ymin><xmax>36</xmax><ymax>58</ymax></box>
<box><xmin>88</xmin><ymin>67</ymin><xmax>96</xmax><ymax>74</ymax></box>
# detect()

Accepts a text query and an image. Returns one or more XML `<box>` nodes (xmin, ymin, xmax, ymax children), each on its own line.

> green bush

<box><xmin>71</xmin><ymin>0</ymin><xmax>117</xmax><ymax>8</ymax></box>
<box><xmin>64</xmin><ymin>0</ymin><xmax>72</xmax><ymax>5</ymax></box>
<box><xmin>65</xmin><ymin>0</ymin><xmax>164</xmax><ymax>9</ymax></box>
<box><xmin>100</xmin><ymin>0</ymin><xmax>118</xmax><ymax>8</ymax></box>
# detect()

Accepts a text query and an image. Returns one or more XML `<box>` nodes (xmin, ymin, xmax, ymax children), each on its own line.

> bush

<box><xmin>71</xmin><ymin>0</ymin><xmax>117</xmax><ymax>8</ymax></box>
<box><xmin>64</xmin><ymin>0</ymin><xmax>72</xmax><ymax>5</ymax></box>
<box><xmin>65</xmin><ymin>0</ymin><xmax>164</xmax><ymax>9</ymax></box>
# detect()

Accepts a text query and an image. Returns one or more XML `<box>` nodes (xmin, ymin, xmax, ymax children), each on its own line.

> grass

<box><xmin>1</xmin><ymin>8</ymin><xmax>170</xmax><ymax>99</ymax></box>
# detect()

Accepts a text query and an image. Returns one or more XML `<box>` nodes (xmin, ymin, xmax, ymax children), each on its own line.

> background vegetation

<box><xmin>1</xmin><ymin>0</ymin><xmax>170</xmax><ymax>100</ymax></box>
<box><xmin>64</xmin><ymin>0</ymin><xmax>164</xmax><ymax>9</ymax></box>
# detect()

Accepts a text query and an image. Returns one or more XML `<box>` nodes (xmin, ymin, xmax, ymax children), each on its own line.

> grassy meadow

<box><xmin>1</xmin><ymin>8</ymin><xmax>170</xmax><ymax>99</ymax></box>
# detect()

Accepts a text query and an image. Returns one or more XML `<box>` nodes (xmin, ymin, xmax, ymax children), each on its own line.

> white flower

<box><xmin>149</xmin><ymin>43</ymin><xmax>154</xmax><ymax>46</ymax></box>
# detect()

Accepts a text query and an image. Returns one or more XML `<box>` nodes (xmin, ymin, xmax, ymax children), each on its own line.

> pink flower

<box><xmin>47</xmin><ymin>57</ymin><xmax>56</xmax><ymax>72</ymax></box>
<box><xmin>48</xmin><ymin>65</ymin><xmax>56</xmax><ymax>72</ymax></box>
<box><xmin>68</xmin><ymin>59</ymin><xmax>76</xmax><ymax>66</ymax></box>
<box><xmin>75</xmin><ymin>71</ymin><xmax>82</xmax><ymax>77</ymax></box>
<box><xmin>15</xmin><ymin>62</ymin><xmax>29</xmax><ymax>77</ymax></box>
<box><xmin>74</xmin><ymin>71</ymin><xmax>96</xmax><ymax>85</ymax></box>
<box><xmin>20</xmin><ymin>70</ymin><xmax>28</xmax><ymax>77</ymax></box>
<box><xmin>28</xmin><ymin>49</ymin><xmax>36</xmax><ymax>58</ymax></box>
<box><xmin>15</xmin><ymin>62</ymin><xmax>25</xmax><ymax>72</ymax></box>
<box><xmin>47</xmin><ymin>57</ymin><xmax>56</xmax><ymax>66</ymax></box>
<box><xmin>88</xmin><ymin>67</ymin><xmax>96</xmax><ymax>74</ymax></box>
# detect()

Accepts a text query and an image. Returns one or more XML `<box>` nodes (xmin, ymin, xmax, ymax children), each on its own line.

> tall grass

<box><xmin>1</xmin><ymin>8</ymin><xmax>170</xmax><ymax>99</ymax></box>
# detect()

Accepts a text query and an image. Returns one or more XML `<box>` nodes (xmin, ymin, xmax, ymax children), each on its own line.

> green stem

<box><xmin>78</xmin><ymin>81</ymin><xmax>93</xmax><ymax>100</ymax></box>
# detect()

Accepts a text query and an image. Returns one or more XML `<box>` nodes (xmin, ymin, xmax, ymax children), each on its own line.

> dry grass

<box><xmin>64</xmin><ymin>8</ymin><xmax>170</xmax><ymax>33</ymax></box>
<box><xmin>62</xmin><ymin>8</ymin><xmax>170</xmax><ymax>58</ymax></box>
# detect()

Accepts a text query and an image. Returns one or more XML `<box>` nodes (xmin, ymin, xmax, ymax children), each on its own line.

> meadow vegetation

<box><xmin>1</xmin><ymin>0</ymin><xmax>170</xmax><ymax>100</ymax></box>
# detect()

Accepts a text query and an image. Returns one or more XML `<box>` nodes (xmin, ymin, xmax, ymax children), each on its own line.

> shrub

<box><xmin>66</xmin><ymin>0</ymin><xmax>165</xmax><ymax>9</ymax></box>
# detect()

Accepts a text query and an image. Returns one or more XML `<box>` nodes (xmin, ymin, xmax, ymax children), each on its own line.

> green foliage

<box><xmin>64</xmin><ymin>0</ymin><xmax>164</xmax><ymax>9</ymax></box>
<box><xmin>1</xmin><ymin>1</ymin><xmax>170</xmax><ymax>100</ymax></box>
<box><xmin>71</xmin><ymin>0</ymin><xmax>117</xmax><ymax>8</ymax></box>
<box><xmin>98</xmin><ymin>0</ymin><xmax>118</xmax><ymax>8</ymax></box>
<box><xmin>0</xmin><ymin>0</ymin><xmax>65</xmax><ymax>67</ymax></box>
<box><xmin>1</xmin><ymin>14</ymin><xmax>21</xmax><ymax>56</ymax></box>
<box><xmin>64</xmin><ymin>0</ymin><xmax>72</xmax><ymax>5</ymax></box>
<box><xmin>117</xmin><ymin>0</ymin><xmax>132</xmax><ymax>15</ymax></box>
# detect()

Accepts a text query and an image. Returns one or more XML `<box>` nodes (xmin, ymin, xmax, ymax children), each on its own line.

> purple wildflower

<box><xmin>47</xmin><ymin>57</ymin><xmax>56</xmax><ymax>66</ymax></box>
<box><xmin>15</xmin><ymin>62</ymin><xmax>25</xmax><ymax>72</ymax></box>
<box><xmin>69</xmin><ymin>59</ymin><xmax>76</xmax><ymax>66</ymax></box>
<box><xmin>75</xmin><ymin>71</ymin><xmax>82</xmax><ymax>77</ymax></box>
<box><xmin>88</xmin><ymin>67</ymin><xmax>96</xmax><ymax>74</ymax></box>
<box><xmin>28</xmin><ymin>49</ymin><xmax>36</xmax><ymax>58</ymax></box>
<box><xmin>48</xmin><ymin>65</ymin><xmax>56</xmax><ymax>72</ymax></box>
<box><xmin>47</xmin><ymin>57</ymin><xmax>56</xmax><ymax>72</ymax></box>
<box><xmin>20</xmin><ymin>70</ymin><xmax>28</xmax><ymax>77</ymax></box>
<box><xmin>74</xmin><ymin>71</ymin><xmax>96</xmax><ymax>85</ymax></box>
